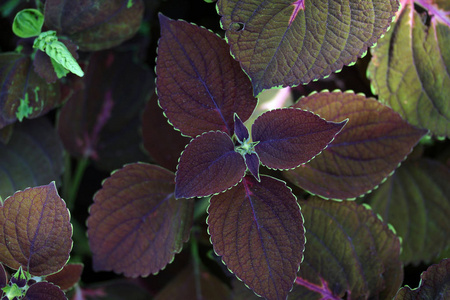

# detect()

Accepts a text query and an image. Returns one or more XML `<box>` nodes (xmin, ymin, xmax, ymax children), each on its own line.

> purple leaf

<box><xmin>156</xmin><ymin>14</ymin><xmax>256</xmax><ymax>137</ymax></box>
<box><xmin>244</xmin><ymin>153</ymin><xmax>260</xmax><ymax>181</ymax></box>
<box><xmin>87</xmin><ymin>163</ymin><xmax>194</xmax><ymax>277</ymax></box>
<box><xmin>0</xmin><ymin>182</ymin><xmax>72</xmax><ymax>276</ymax></box>
<box><xmin>234</xmin><ymin>114</ymin><xmax>249</xmax><ymax>142</ymax></box>
<box><xmin>208</xmin><ymin>175</ymin><xmax>305</xmax><ymax>300</ymax></box>
<box><xmin>45</xmin><ymin>263</ymin><xmax>83</xmax><ymax>291</ymax></box>
<box><xmin>252</xmin><ymin>108</ymin><xmax>347</xmax><ymax>170</ymax></box>
<box><xmin>0</xmin><ymin>264</ymin><xmax>6</xmax><ymax>289</ymax></box>
<box><xmin>44</xmin><ymin>0</ymin><xmax>144</xmax><ymax>51</ymax></box>
<box><xmin>394</xmin><ymin>258</ymin><xmax>450</xmax><ymax>299</ymax></box>
<box><xmin>0</xmin><ymin>118</ymin><xmax>64</xmax><ymax>200</ymax></box>
<box><xmin>292</xmin><ymin>197</ymin><xmax>403</xmax><ymax>299</ymax></box>
<box><xmin>23</xmin><ymin>282</ymin><xmax>66</xmax><ymax>300</ymax></box>
<box><xmin>175</xmin><ymin>131</ymin><xmax>246</xmax><ymax>199</ymax></box>
<box><xmin>285</xmin><ymin>91</ymin><xmax>428</xmax><ymax>199</ymax></box>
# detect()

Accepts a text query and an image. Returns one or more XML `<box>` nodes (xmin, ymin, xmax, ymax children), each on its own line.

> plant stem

<box><xmin>66</xmin><ymin>156</ymin><xmax>89</xmax><ymax>212</ymax></box>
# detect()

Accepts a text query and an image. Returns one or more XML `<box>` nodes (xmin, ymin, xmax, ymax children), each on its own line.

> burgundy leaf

<box><xmin>44</xmin><ymin>0</ymin><xmax>144</xmax><ymax>51</ymax></box>
<box><xmin>285</xmin><ymin>91</ymin><xmax>428</xmax><ymax>199</ymax></box>
<box><xmin>57</xmin><ymin>50</ymin><xmax>152</xmax><ymax>171</ymax></box>
<box><xmin>142</xmin><ymin>91</ymin><xmax>190</xmax><ymax>172</ymax></box>
<box><xmin>234</xmin><ymin>114</ymin><xmax>249</xmax><ymax>142</ymax></box>
<box><xmin>156</xmin><ymin>14</ymin><xmax>256</xmax><ymax>137</ymax></box>
<box><xmin>23</xmin><ymin>281</ymin><xmax>66</xmax><ymax>300</ymax></box>
<box><xmin>244</xmin><ymin>152</ymin><xmax>260</xmax><ymax>181</ymax></box>
<box><xmin>252</xmin><ymin>108</ymin><xmax>347</xmax><ymax>170</ymax></box>
<box><xmin>0</xmin><ymin>182</ymin><xmax>72</xmax><ymax>276</ymax></box>
<box><xmin>87</xmin><ymin>163</ymin><xmax>194</xmax><ymax>277</ymax></box>
<box><xmin>175</xmin><ymin>131</ymin><xmax>246</xmax><ymax>199</ymax></box>
<box><xmin>208</xmin><ymin>175</ymin><xmax>305</xmax><ymax>300</ymax></box>
<box><xmin>0</xmin><ymin>264</ymin><xmax>6</xmax><ymax>289</ymax></box>
<box><xmin>45</xmin><ymin>263</ymin><xmax>83</xmax><ymax>291</ymax></box>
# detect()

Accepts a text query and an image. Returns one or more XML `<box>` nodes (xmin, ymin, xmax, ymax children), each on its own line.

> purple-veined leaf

<box><xmin>0</xmin><ymin>117</ymin><xmax>64</xmax><ymax>203</ymax></box>
<box><xmin>363</xmin><ymin>158</ymin><xmax>450</xmax><ymax>265</ymax></box>
<box><xmin>217</xmin><ymin>0</ymin><xmax>399</xmax><ymax>96</ymax></box>
<box><xmin>155</xmin><ymin>264</ymin><xmax>231</xmax><ymax>300</ymax></box>
<box><xmin>0</xmin><ymin>264</ymin><xmax>6</xmax><ymax>289</ymax></box>
<box><xmin>0</xmin><ymin>182</ymin><xmax>72</xmax><ymax>276</ymax></box>
<box><xmin>234</xmin><ymin>114</ymin><xmax>249</xmax><ymax>142</ymax></box>
<box><xmin>0</xmin><ymin>52</ymin><xmax>61</xmax><ymax>129</ymax></box>
<box><xmin>252</xmin><ymin>108</ymin><xmax>347</xmax><ymax>170</ymax></box>
<box><xmin>368</xmin><ymin>0</ymin><xmax>450</xmax><ymax>137</ymax></box>
<box><xmin>394</xmin><ymin>258</ymin><xmax>450</xmax><ymax>299</ymax></box>
<box><xmin>245</xmin><ymin>152</ymin><xmax>260</xmax><ymax>181</ymax></box>
<box><xmin>45</xmin><ymin>263</ymin><xmax>83</xmax><ymax>291</ymax></box>
<box><xmin>175</xmin><ymin>131</ymin><xmax>246</xmax><ymax>199</ymax></box>
<box><xmin>284</xmin><ymin>91</ymin><xmax>428</xmax><ymax>200</ymax></box>
<box><xmin>208</xmin><ymin>175</ymin><xmax>305</xmax><ymax>300</ymax></box>
<box><xmin>142</xmin><ymin>91</ymin><xmax>190</xmax><ymax>172</ymax></box>
<box><xmin>87</xmin><ymin>163</ymin><xmax>194</xmax><ymax>277</ymax></box>
<box><xmin>23</xmin><ymin>281</ymin><xmax>66</xmax><ymax>300</ymax></box>
<box><xmin>57</xmin><ymin>50</ymin><xmax>152</xmax><ymax>171</ymax></box>
<box><xmin>44</xmin><ymin>0</ymin><xmax>144</xmax><ymax>51</ymax></box>
<box><xmin>292</xmin><ymin>197</ymin><xmax>403</xmax><ymax>299</ymax></box>
<box><xmin>156</xmin><ymin>14</ymin><xmax>257</xmax><ymax>137</ymax></box>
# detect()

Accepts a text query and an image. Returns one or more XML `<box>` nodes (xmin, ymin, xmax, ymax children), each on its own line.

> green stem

<box><xmin>66</xmin><ymin>156</ymin><xmax>89</xmax><ymax>212</ymax></box>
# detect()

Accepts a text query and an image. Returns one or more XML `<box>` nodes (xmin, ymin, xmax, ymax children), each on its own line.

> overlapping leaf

<box><xmin>156</xmin><ymin>14</ymin><xmax>256</xmax><ymax>137</ymax></box>
<box><xmin>175</xmin><ymin>131</ymin><xmax>246</xmax><ymax>199</ymax></box>
<box><xmin>58</xmin><ymin>50</ymin><xmax>152</xmax><ymax>171</ymax></box>
<box><xmin>45</xmin><ymin>263</ymin><xmax>83</xmax><ymax>291</ymax></box>
<box><xmin>87</xmin><ymin>163</ymin><xmax>194</xmax><ymax>277</ymax></box>
<box><xmin>292</xmin><ymin>197</ymin><xmax>403</xmax><ymax>299</ymax></box>
<box><xmin>44</xmin><ymin>0</ymin><xmax>144</xmax><ymax>51</ymax></box>
<box><xmin>0</xmin><ymin>182</ymin><xmax>72</xmax><ymax>276</ymax></box>
<box><xmin>0</xmin><ymin>118</ymin><xmax>64</xmax><ymax>200</ymax></box>
<box><xmin>0</xmin><ymin>52</ymin><xmax>61</xmax><ymax>129</ymax></box>
<box><xmin>364</xmin><ymin>158</ymin><xmax>450</xmax><ymax>265</ymax></box>
<box><xmin>217</xmin><ymin>0</ymin><xmax>399</xmax><ymax>95</ymax></box>
<box><xmin>368</xmin><ymin>0</ymin><xmax>450</xmax><ymax>137</ymax></box>
<box><xmin>23</xmin><ymin>282</ymin><xmax>66</xmax><ymax>300</ymax></box>
<box><xmin>284</xmin><ymin>91</ymin><xmax>427</xmax><ymax>199</ymax></box>
<box><xmin>252</xmin><ymin>108</ymin><xmax>347</xmax><ymax>170</ymax></box>
<box><xmin>208</xmin><ymin>175</ymin><xmax>305</xmax><ymax>300</ymax></box>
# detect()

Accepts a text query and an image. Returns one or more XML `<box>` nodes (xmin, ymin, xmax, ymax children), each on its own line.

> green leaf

<box><xmin>217</xmin><ymin>0</ymin><xmax>399</xmax><ymax>95</ymax></box>
<box><xmin>363</xmin><ymin>158</ymin><xmax>450</xmax><ymax>265</ymax></box>
<box><xmin>368</xmin><ymin>1</ymin><xmax>450</xmax><ymax>137</ymax></box>
<box><xmin>12</xmin><ymin>9</ymin><xmax>44</xmax><ymax>38</ymax></box>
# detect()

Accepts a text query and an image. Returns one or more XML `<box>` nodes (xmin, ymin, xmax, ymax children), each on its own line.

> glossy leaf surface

<box><xmin>0</xmin><ymin>183</ymin><xmax>72</xmax><ymax>276</ymax></box>
<box><xmin>394</xmin><ymin>258</ymin><xmax>450</xmax><ymax>299</ymax></box>
<box><xmin>217</xmin><ymin>0</ymin><xmax>399</xmax><ymax>95</ymax></box>
<box><xmin>364</xmin><ymin>158</ymin><xmax>450</xmax><ymax>265</ymax></box>
<box><xmin>23</xmin><ymin>282</ymin><xmax>66</xmax><ymax>300</ymax></box>
<box><xmin>208</xmin><ymin>175</ymin><xmax>305</xmax><ymax>300</ymax></box>
<box><xmin>292</xmin><ymin>197</ymin><xmax>403</xmax><ymax>299</ymax></box>
<box><xmin>45</xmin><ymin>263</ymin><xmax>83</xmax><ymax>291</ymax></box>
<box><xmin>88</xmin><ymin>163</ymin><xmax>194</xmax><ymax>277</ymax></box>
<box><xmin>58</xmin><ymin>50</ymin><xmax>152</xmax><ymax>171</ymax></box>
<box><xmin>285</xmin><ymin>91</ymin><xmax>427</xmax><ymax>199</ymax></box>
<box><xmin>0</xmin><ymin>118</ymin><xmax>64</xmax><ymax>204</ymax></box>
<box><xmin>0</xmin><ymin>52</ymin><xmax>61</xmax><ymax>129</ymax></box>
<box><xmin>368</xmin><ymin>0</ymin><xmax>450</xmax><ymax>137</ymax></box>
<box><xmin>252</xmin><ymin>108</ymin><xmax>346</xmax><ymax>170</ymax></box>
<box><xmin>156</xmin><ymin>14</ymin><xmax>256</xmax><ymax>137</ymax></box>
<box><xmin>175</xmin><ymin>131</ymin><xmax>246</xmax><ymax>199</ymax></box>
<box><xmin>44</xmin><ymin>0</ymin><xmax>144</xmax><ymax>51</ymax></box>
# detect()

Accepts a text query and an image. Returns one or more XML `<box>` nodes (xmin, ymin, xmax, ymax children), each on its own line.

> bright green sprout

<box><xmin>235</xmin><ymin>138</ymin><xmax>259</xmax><ymax>156</ymax></box>
<box><xmin>127</xmin><ymin>0</ymin><xmax>133</xmax><ymax>8</ymax></box>
<box><xmin>33</xmin><ymin>30</ymin><xmax>84</xmax><ymax>78</ymax></box>
<box><xmin>16</xmin><ymin>93</ymin><xmax>34</xmax><ymax>121</ymax></box>
<box><xmin>12</xmin><ymin>8</ymin><xmax>44</xmax><ymax>38</ymax></box>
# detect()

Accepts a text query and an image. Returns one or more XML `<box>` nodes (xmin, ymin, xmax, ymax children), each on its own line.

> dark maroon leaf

<box><xmin>175</xmin><ymin>131</ymin><xmax>246</xmax><ymax>199</ymax></box>
<box><xmin>0</xmin><ymin>264</ymin><xmax>6</xmax><ymax>289</ymax></box>
<box><xmin>208</xmin><ymin>175</ymin><xmax>305</xmax><ymax>300</ymax></box>
<box><xmin>23</xmin><ymin>281</ymin><xmax>66</xmax><ymax>300</ymax></box>
<box><xmin>79</xmin><ymin>279</ymin><xmax>151</xmax><ymax>300</ymax></box>
<box><xmin>234</xmin><ymin>114</ymin><xmax>249</xmax><ymax>142</ymax></box>
<box><xmin>285</xmin><ymin>91</ymin><xmax>428</xmax><ymax>199</ymax></box>
<box><xmin>0</xmin><ymin>182</ymin><xmax>73</xmax><ymax>276</ymax></box>
<box><xmin>44</xmin><ymin>0</ymin><xmax>144</xmax><ymax>51</ymax></box>
<box><xmin>394</xmin><ymin>258</ymin><xmax>450</xmax><ymax>299</ymax></box>
<box><xmin>45</xmin><ymin>263</ymin><xmax>83</xmax><ymax>291</ymax></box>
<box><xmin>87</xmin><ymin>163</ymin><xmax>194</xmax><ymax>277</ymax></box>
<box><xmin>58</xmin><ymin>50</ymin><xmax>152</xmax><ymax>171</ymax></box>
<box><xmin>0</xmin><ymin>52</ymin><xmax>61</xmax><ymax>129</ymax></box>
<box><xmin>252</xmin><ymin>108</ymin><xmax>347</xmax><ymax>170</ymax></box>
<box><xmin>142</xmin><ymin>91</ymin><xmax>190</xmax><ymax>172</ymax></box>
<box><xmin>244</xmin><ymin>153</ymin><xmax>260</xmax><ymax>181</ymax></box>
<box><xmin>0</xmin><ymin>118</ymin><xmax>64</xmax><ymax>200</ymax></box>
<box><xmin>0</xmin><ymin>124</ymin><xmax>13</xmax><ymax>144</ymax></box>
<box><xmin>292</xmin><ymin>197</ymin><xmax>403</xmax><ymax>299</ymax></box>
<box><xmin>156</xmin><ymin>14</ymin><xmax>256</xmax><ymax>137</ymax></box>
